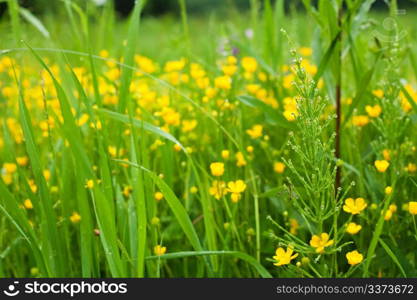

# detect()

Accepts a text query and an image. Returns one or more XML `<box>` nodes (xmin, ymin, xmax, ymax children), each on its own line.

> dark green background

<box><xmin>0</xmin><ymin>0</ymin><xmax>416</xmax><ymax>17</ymax></box>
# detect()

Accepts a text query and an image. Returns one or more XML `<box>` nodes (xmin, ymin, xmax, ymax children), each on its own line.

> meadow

<box><xmin>0</xmin><ymin>0</ymin><xmax>417</xmax><ymax>278</ymax></box>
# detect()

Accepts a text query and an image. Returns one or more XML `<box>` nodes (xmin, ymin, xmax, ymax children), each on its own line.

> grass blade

<box><xmin>146</xmin><ymin>251</ymin><xmax>272</xmax><ymax>278</ymax></box>
<box><xmin>379</xmin><ymin>238</ymin><xmax>407</xmax><ymax>277</ymax></box>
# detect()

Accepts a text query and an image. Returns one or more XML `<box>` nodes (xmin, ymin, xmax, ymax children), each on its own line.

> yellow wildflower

<box><xmin>352</xmin><ymin>115</ymin><xmax>369</xmax><ymax>127</ymax></box>
<box><xmin>375</xmin><ymin>160</ymin><xmax>389</xmax><ymax>173</ymax></box>
<box><xmin>210</xmin><ymin>162</ymin><xmax>225</xmax><ymax>177</ymax></box>
<box><xmin>85</xmin><ymin>179</ymin><xmax>94</xmax><ymax>189</ymax></box>
<box><xmin>123</xmin><ymin>186</ymin><xmax>132</xmax><ymax>197</ymax></box>
<box><xmin>209</xmin><ymin>180</ymin><xmax>227</xmax><ymax>200</ymax></box>
<box><xmin>182</xmin><ymin>120</ymin><xmax>197</xmax><ymax>132</ymax></box>
<box><xmin>28</xmin><ymin>180</ymin><xmax>37</xmax><ymax>193</ymax></box>
<box><xmin>384</xmin><ymin>209</ymin><xmax>393</xmax><ymax>221</ymax></box>
<box><xmin>227</xmin><ymin>180</ymin><xmax>247</xmax><ymax>203</ymax></box>
<box><xmin>70</xmin><ymin>212</ymin><xmax>81</xmax><ymax>224</ymax></box>
<box><xmin>274</xmin><ymin>162</ymin><xmax>285</xmax><ymax>174</ymax></box>
<box><xmin>241</xmin><ymin>56</ymin><xmax>258</xmax><ymax>73</ymax></box>
<box><xmin>299</xmin><ymin>47</ymin><xmax>312</xmax><ymax>57</ymax></box>
<box><xmin>235</xmin><ymin>152</ymin><xmax>247</xmax><ymax>167</ymax></box>
<box><xmin>408</xmin><ymin>202</ymin><xmax>417</xmax><ymax>215</ymax></box>
<box><xmin>23</xmin><ymin>199</ymin><xmax>33</xmax><ymax>210</ymax></box>
<box><xmin>343</xmin><ymin>198</ymin><xmax>367</xmax><ymax>215</ymax></box>
<box><xmin>108</xmin><ymin>146</ymin><xmax>117</xmax><ymax>157</ymax></box>
<box><xmin>365</xmin><ymin>104</ymin><xmax>382</xmax><ymax>118</ymax></box>
<box><xmin>154</xmin><ymin>192</ymin><xmax>164</xmax><ymax>201</ymax></box>
<box><xmin>372</xmin><ymin>89</ymin><xmax>384</xmax><ymax>98</ymax></box>
<box><xmin>2</xmin><ymin>173</ymin><xmax>13</xmax><ymax>185</ymax></box>
<box><xmin>16</xmin><ymin>156</ymin><xmax>29</xmax><ymax>166</ymax></box>
<box><xmin>289</xmin><ymin>218</ymin><xmax>299</xmax><ymax>235</ymax></box>
<box><xmin>221</xmin><ymin>150</ymin><xmax>230</xmax><ymax>159</ymax></box>
<box><xmin>246</xmin><ymin>124</ymin><xmax>263</xmax><ymax>139</ymax></box>
<box><xmin>154</xmin><ymin>245</ymin><xmax>167</xmax><ymax>256</ymax></box>
<box><xmin>214</xmin><ymin>75</ymin><xmax>232</xmax><ymax>90</ymax></box>
<box><xmin>346</xmin><ymin>222</ymin><xmax>362</xmax><ymax>235</ymax></box>
<box><xmin>406</xmin><ymin>163</ymin><xmax>417</xmax><ymax>173</ymax></box>
<box><xmin>3</xmin><ymin>163</ymin><xmax>17</xmax><ymax>174</ymax></box>
<box><xmin>283</xmin><ymin>109</ymin><xmax>299</xmax><ymax>121</ymax></box>
<box><xmin>222</xmin><ymin>64</ymin><xmax>237</xmax><ymax>76</ymax></box>
<box><xmin>382</xmin><ymin>149</ymin><xmax>391</xmax><ymax>161</ymax></box>
<box><xmin>43</xmin><ymin>170</ymin><xmax>51</xmax><ymax>181</ymax></box>
<box><xmin>346</xmin><ymin>250</ymin><xmax>363</xmax><ymax>265</ymax></box>
<box><xmin>310</xmin><ymin>233</ymin><xmax>334</xmax><ymax>253</ymax></box>
<box><xmin>164</xmin><ymin>58</ymin><xmax>186</xmax><ymax>72</ymax></box>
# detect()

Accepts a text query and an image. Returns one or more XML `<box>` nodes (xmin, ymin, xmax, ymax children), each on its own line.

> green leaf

<box><xmin>400</xmin><ymin>84</ymin><xmax>417</xmax><ymax>115</ymax></box>
<box><xmin>0</xmin><ymin>182</ymin><xmax>47</xmax><ymax>274</ymax></box>
<box><xmin>15</xmin><ymin>71</ymin><xmax>65</xmax><ymax>276</ymax></box>
<box><xmin>146</xmin><ymin>251</ymin><xmax>272</xmax><ymax>278</ymax></box>
<box><xmin>99</xmin><ymin>108</ymin><xmax>185</xmax><ymax>150</ymax></box>
<box><xmin>379</xmin><ymin>238</ymin><xmax>408</xmax><ymax>277</ymax></box>
<box><xmin>26</xmin><ymin>43</ymin><xmax>124</xmax><ymax>277</ymax></box>
<box><xmin>118</xmin><ymin>0</ymin><xmax>144</xmax><ymax>113</ymax></box>
<box><xmin>313</xmin><ymin>29</ymin><xmax>341</xmax><ymax>85</ymax></box>
<box><xmin>129</xmin><ymin>135</ymin><xmax>147</xmax><ymax>277</ymax></box>
<box><xmin>19</xmin><ymin>7</ymin><xmax>50</xmax><ymax>38</ymax></box>
<box><xmin>145</xmin><ymin>170</ymin><xmax>203</xmax><ymax>253</ymax></box>
<box><xmin>343</xmin><ymin>51</ymin><xmax>382</xmax><ymax>127</ymax></box>
<box><xmin>114</xmin><ymin>160</ymin><xmax>204</xmax><ymax>254</ymax></box>
<box><xmin>237</xmin><ymin>95</ymin><xmax>295</xmax><ymax>129</ymax></box>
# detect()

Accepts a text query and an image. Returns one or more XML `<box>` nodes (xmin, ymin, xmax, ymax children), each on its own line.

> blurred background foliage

<box><xmin>1</xmin><ymin>0</ymin><xmax>417</xmax><ymax>18</ymax></box>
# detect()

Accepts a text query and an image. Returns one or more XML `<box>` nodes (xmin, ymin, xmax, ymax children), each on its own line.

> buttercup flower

<box><xmin>406</xmin><ymin>163</ymin><xmax>417</xmax><ymax>173</ymax></box>
<box><xmin>154</xmin><ymin>245</ymin><xmax>167</xmax><ymax>256</ymax></box>
<box><xmin>289</xmin><ymin>218</ymin><xmax>299</xmax><ymax>235</ymax></box>
<box><xmin>346</xmin><ymin>222</ymin><xmax>362</xmax><ymax>235</ymax></box>
<box><xmin>241</xmin><ymin>56</ymin><xmax>258</xmax><ymax>73</ymax></box>
<box><xmin>70</xmin><ymin>212</ymin><xmax>81</xmax><ymax>224</ymax></box>
<box><xmin>365</xmin><ymin>104</ymin><xmax>382</xmax><ymax>118</ymax></box>
<box><xmin>375</xmin><ymin>160</ymin><xmax>389</xmax><ymax>173</ymax></box>
<box><xmin>352</xmin><ymin>115</ymin><xmax>369</xmax><ymax>127</ymax></box>
<box><xmin>221</xmin><ymin>150</ymin><xmax>230</xmax><ymax>159</ymax></box>
<box><xmin>299</xmin><ymin>47</ymin><xmax>312</xmax><ymax>57</ymax></box>
<box><xmin>154</xmin><ymin>192</ymin><xmax>164</xmax><ymax>201</ymax></box>
<box><xmin>408</xmin><ymin>202</ymin><xmax>417</xmax><ymax>215</ymax></box>
<box><xmin>346</xmin><ymin>250</ymin><xmax>363</xmax><ymax>266</ymax></box>
<box><xmin>372</xmin><ymin>89</ymin><xmax>384</xmax><ymax>98</ymax></box>
<box><xmin>209</xmin><ymin>180</ymin><xmax>227</xmax><ymax>200</ymax></box>
<box><xmin>343</xmin><ymin>198</ymin><xmax>367</xmax><ymax>215</ymax></box>
<box><xmin>246</xmin><ymin>124</ymin><xmax>263</xmax><ymax>139</ymax></box>
<box><xmin>310</xmin><ymin>233</ymin><xmax>334</xmax><ymax>253</ymax></box>
<box><xmin>384</xmin><ymin>209</ymin><xmax>393</xmax><ymax>221</ymax></box>
<box><xmin>85</xmin><ymin>179</ymin><xmax>94</xmax><ymax>189</ymax></box>
<box><xmin>23</xmin><ymin>199</ymin><xmax>33</xmax><ymax>210</ymax></box>
<box><xmin>227</xmin><ymin>180</ymin><xmax>247</xmax><ymax>203</ymax></box>
<box><xmin>214</xmin><ymin>75</ymin><xmax>232</xmax><ymax>90</ymax></box>
<box><xmin>389</xmin><ymin>204</ymin><xmax>397</xmax><ymax>213</ymax></box>
<box><xmin>382</xmin><ymin>149</ymin><xmax>391</xmax><ymax>161</ymax></box>
<box><xmin>210</xmin><ymin>162</ymin><xmax>225</xmax><ymax>177</ymax></box>
<box><xmin>273</xmin><ymin>247</ymin><xmax>298</xmax><ymax>266</ymax></box>
<box><xmin>274</xmin><ymin>162</ymin><xmax>286</xmax><ymax>174</ymax></box>
<box><xmin>235</xmin><ymin>152</ymin><xmax>247</xmax><ymax>167</ymax></box>
<box><xmin>3</xmin><ymin>162</ymin><xmax>17</xmax><ymax>174</ymax></box>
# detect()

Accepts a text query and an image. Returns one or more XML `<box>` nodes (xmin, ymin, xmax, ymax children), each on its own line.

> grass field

<box><xmin>1</xmin><ymin>0</ymin><xmax>417</xmax><ymax>278</ymax></box>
